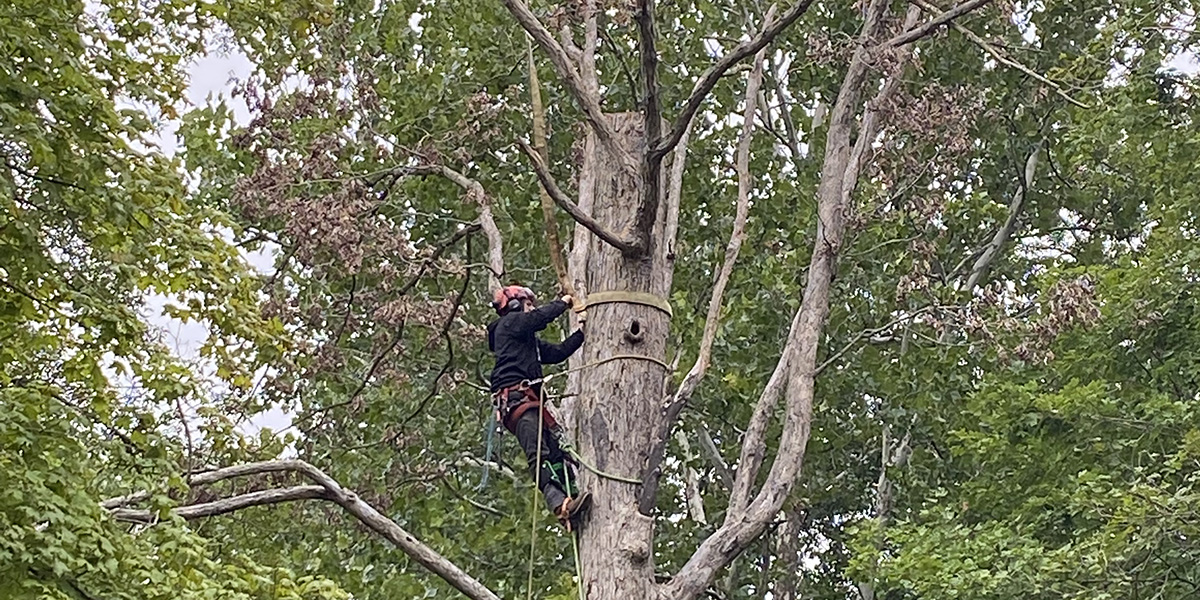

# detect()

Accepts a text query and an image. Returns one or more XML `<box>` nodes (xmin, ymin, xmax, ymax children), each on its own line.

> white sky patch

<box><xmin>128</xmin><ymin>39</ymin><xmax>295</xmax><ymax>441</ymax></box>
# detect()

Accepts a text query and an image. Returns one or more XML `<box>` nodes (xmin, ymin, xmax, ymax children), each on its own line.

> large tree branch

<box><xmin>724</xmin><ymin>309</ymin><xmax>800</xmax><ymax>518</ymax></box>
<box><xmin>884</xmin><ymin>0</ymin><xmax>993</xmax><ymax>47</ymax></box>
<box><xmin>661</xmin><ymin>125</ymin><xmax>692</xmax><ymax>263</ymax></box>
<box><xmin>517</xmin><ymin>140</ymin><xmax>641</xmax><ymax>255</ymax></box>
<box><xmin>653</xmin><ymin>0</ymin><xmax>816</xmax><ymax>160</ymax></box>
<box><xmin>638</xmin><ymin>29</ymin><xmax>771</xmax><ymax>515</ymax></box>
<box><xmin>501</xmin><ymin>0</ymin><xmax>637</xmax><ymax>175</ymax></box>
<box><xmin>103</xmin><ymin>461</ymin><xmax>501</xmax><ymax>600</ymax></box>
<box><xmin>633</xmin><ymin>0</ymin><xmax>664</xmax><ymax>255</ymax></box>
<box><xmin>665</xmin><ymin>2</ymin><xmax>892</xmax><ymax>597</ymax></box>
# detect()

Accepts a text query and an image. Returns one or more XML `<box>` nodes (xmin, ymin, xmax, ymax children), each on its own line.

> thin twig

<box><xmin>402</xmin><ymin>250</ymin><xmax>471</xmax><ymax>426</ymax></box>
<box><xmin>910</xmin><ymin>0</ymin><xmax>1089</xmax><ymax>108</ymax></box>
<box><xmin>3</xmin><ymin>159</ymin><xmax>85</xmax><ymax>191</ymax></box>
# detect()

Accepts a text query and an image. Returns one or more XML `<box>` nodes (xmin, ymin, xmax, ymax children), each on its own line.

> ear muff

<box><xmin>492</xmin><ymin>285</ymin><xmax>536</xmax><ymax>315</ymax></box>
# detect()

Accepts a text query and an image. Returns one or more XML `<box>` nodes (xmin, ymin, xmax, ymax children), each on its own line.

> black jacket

<box><xmin>487</xmin><ymin>299</ymin><xmax>584</xmax><ymax>392</ymax></box>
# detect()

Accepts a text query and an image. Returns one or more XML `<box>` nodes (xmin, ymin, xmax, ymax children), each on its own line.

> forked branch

<box><xmin>665</xmin><ymin>0</ymin><xmax>894</xmax><ymax>597</ymax></box>
<box><xmin>501</xmin><ymin>0</ymin><xmax>638</xmax><ymax>175</ymax></box>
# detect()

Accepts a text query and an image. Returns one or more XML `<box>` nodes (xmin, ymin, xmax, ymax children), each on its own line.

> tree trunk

<box><xmin>573</xmin><ymin>112</ymin><xmax>671</xmax><ymax>599</ymax></box>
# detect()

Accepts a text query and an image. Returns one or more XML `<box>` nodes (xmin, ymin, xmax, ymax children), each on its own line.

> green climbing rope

<box><xmin>564</xmin><ymin>446</ymin><xmax>641</xmax><ymax>485</ymax></box>
<box><xmin>562</xmin><ymin>458</ymin><xmax>585</xmax><ymax>600</ymax></box>
<box><xmin>541</xmin><ymin>353</ymin><xmax>671</xmax><ymax>384</ymax></box>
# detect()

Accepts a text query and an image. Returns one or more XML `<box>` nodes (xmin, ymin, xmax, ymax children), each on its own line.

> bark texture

<box><xmin>573</xmin><ymin>112</ymin><xmax>671</xmax><ymax>599</ymax></box>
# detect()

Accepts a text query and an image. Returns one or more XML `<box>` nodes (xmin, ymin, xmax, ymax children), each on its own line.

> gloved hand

<box><xmin>561</xmin><ymin>294</ymin><xmax>574</xmax><ymax>307</ymax></box>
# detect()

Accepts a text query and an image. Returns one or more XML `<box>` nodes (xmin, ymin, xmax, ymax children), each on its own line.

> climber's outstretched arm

<box><xmin>506</xmin><ymin>299</ymin><xmax>569</xmax><ymax>335</ymax></box>
<box><xmin>538</xmin><ymin>330</ymin><xmax>584</xmax><ymax>364</ymax></box>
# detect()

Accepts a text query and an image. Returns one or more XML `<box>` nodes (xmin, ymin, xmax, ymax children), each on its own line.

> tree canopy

<box><xmin>2</xmin><ymin>0</ymin><xmax>1198</xmax><ymax>598</ymax></box>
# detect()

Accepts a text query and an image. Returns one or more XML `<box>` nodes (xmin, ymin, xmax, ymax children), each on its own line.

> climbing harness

<box><xmin>491</xmin><ymin>380</ymin><xmax>559</xmax><ymax>432</ymax></box>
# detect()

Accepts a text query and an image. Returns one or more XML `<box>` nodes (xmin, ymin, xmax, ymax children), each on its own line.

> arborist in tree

<box><xmin>487</xmin><ymin>285</ymin><xmax>592</xmax><ymax>531</ymax></box>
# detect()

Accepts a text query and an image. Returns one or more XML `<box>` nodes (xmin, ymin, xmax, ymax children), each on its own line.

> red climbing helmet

<box><xmin>492</xmin><ymin>285</ymin><xmax>537</xmax><ymax>315</ymax></box>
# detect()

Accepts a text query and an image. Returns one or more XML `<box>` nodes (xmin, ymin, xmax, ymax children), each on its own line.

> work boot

<box><xmin>555</xmin><ymin>491</ymin><xmax>592</xmax><ymax>532</ymax></box>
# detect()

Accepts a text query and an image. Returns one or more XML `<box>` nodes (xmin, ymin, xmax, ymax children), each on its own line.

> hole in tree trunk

<box><xmin>625</xmin><ymin>320</ymin><xmax>644</xmax><ymax>344</ymax></box>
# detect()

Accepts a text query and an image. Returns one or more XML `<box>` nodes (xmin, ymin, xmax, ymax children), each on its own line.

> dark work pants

<box><xmin>512</xmin><ymin>408</ymin><xmax>570</xmax><ymax>513</ymax></box>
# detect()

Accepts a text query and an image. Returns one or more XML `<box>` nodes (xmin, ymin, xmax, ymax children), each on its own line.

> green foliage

<box><xmin>1</xmin><ymin>0</ymin><xmax>343</xmax><ymax>596</ymax></box>
<box><xmin>5</xmin><ymin>0</ymin><xmax>1199</xmax><ymax>597</ymax></box>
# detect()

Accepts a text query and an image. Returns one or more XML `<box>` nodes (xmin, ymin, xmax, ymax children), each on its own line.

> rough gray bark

<box><xmin>571</xmin><ymin>112</ymin><xmax>670</xmax><ymax>599</ymax></box>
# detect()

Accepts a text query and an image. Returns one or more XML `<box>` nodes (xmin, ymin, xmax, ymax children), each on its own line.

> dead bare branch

<box><xmin>500</xmin><ymin>0</ymin><xmax>638</xmax><ymax>175</ymax></box>
<box><xmin>110</xmin><ymin>486</ymin><xmax>330</xmax><ymax>523</ymax></box>
<box><xmin>665</xmin><ymin>1</ymin><xmax>893</xmax><ymax>597</ymax></box>
<box><xmin>885</xmin><ymin>0</ymin><xmax>993</xmax><ymax>47</ymax></box>
<box><xmin>103</xmin><ymin>461</ymin><xmax>501</xmax><ymax>600</ymax></box>
<box><xmin>654</xmin><ymin>0</ymin><xmax>817</xmax><ymax>160</ymax></box>
<box><xmin>517</xmin><ymin>140</ymin><xmax>641</xmax><ymax>255</ymax></box>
